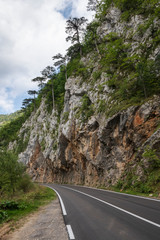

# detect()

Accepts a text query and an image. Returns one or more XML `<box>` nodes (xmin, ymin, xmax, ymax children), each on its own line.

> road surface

<box><xmin>44</xmin><ymin>184</ymin><xmax>160</xmax><ymax>240</ymax></box>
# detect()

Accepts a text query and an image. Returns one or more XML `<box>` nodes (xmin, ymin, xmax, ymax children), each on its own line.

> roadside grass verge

<box><xmin>0</xmin><ymin>184</ymin><xmax>56</xmax><ymax>227</ymax></box>
<box><xmin>98</xmin><ymin>185</ymin><xmax>159</xmax><ymax>199</ymax></box>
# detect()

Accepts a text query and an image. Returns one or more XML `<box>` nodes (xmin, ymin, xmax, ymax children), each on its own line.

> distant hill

<box><xmin>0</xmin><ymin>111</ymin><xmax>22</xmax><ymax>127</ymax></box>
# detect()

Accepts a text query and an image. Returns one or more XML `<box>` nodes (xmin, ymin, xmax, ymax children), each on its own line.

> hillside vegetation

<box><xmin>0</xmin><ymin>0</ymin><xmax>160</xmax><ymax>196</ymax></box>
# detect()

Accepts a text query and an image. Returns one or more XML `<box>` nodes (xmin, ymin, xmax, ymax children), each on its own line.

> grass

<box><xmin>98</xmin><ymin>185</ymin><xmax>159</xmax><ymax>198</ymax></box>
<box><xmin>0</xmin><ymin>184</ymin><xmax>56</xmax><ymax>226</ymax></box>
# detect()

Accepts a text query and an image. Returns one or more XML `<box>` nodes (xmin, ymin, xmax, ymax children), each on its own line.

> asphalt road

<box><xmin>45</xmin><ymin>184</ymin><xmax>160</xmax><ymax>240</ymax></box>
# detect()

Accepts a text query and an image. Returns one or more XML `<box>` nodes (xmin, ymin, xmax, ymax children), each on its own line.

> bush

<box><xmin>143</xmin><ymin>146</ymin><xmax>160</xmax><ymax>169</ymax></box>
<box><xmin>76</xmin><ymin>94</ymin><xmax>94</xmax><ymax>122</ymax></box>
<box><xmin>0</xmin><ymin>150</ymin><xmax>33</xmax><ymax>196</ymax></box>
<box><xmin>0</xmin><ymin>150</ymin><xmax>25</xmax><ymax>195</ymax></box>
<box><xmin>0</xmin><ymin>201</ymin><xmax>19</xmax><ymax>210</ymax></box>
<box><xmin>18</xmin><ymin>174</ymin><xmax>34</xmax><ymax>193</ymax></box>
<box><xmin>0</xmin><ymin>210</ymin><xmax>8</xmax><ymax>222</ymax></box>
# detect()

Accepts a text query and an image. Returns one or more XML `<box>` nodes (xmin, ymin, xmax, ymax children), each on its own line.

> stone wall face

<box><xmin>53</xmin><ymin>97</ymin><xmax>160</xmax><ymax>186</ymax></box>
<box><xmin>12</xmin><ymin>6</ymin><xmax>160</xmax><ymax>186</ymax></box>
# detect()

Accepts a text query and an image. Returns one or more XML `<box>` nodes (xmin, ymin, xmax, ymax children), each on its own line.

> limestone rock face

<box><xmin>17</xmin><ymin>99</ymin><xmax>58</xmax><ymax>182</ymax></box>
<box><xmin>53</xmin><ymin>97</ymin><xmax>160</xmax><ymax>186</ymax></box>
<box><xmin>10</xmin><ymin>6</ymin><xmax>160</xmax><ymax>186</ymax></box>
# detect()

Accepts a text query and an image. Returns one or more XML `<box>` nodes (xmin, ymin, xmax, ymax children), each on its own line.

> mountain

<box><xmin>0</xmin><ymin>111</ymin><xmax>22</xmax><ymax>128</ymax></box>
<box><xmin>1</xmin><ymin>0</ymin><xmax>160</xmax><ymax>194</ymax></box>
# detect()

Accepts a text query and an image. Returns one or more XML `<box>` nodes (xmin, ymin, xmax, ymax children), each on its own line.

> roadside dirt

<box><xmin>0</xmin><ymin>199</ymin><xmax>68</xmax><ymax>240</ymax></box>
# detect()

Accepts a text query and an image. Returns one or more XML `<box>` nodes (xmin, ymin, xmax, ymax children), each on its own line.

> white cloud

<box><xmin>0</xmin><ymin>88</ymin><xmax>14</xmax><ymax>113</ymax></box>
<box><xmin>0</xmin><ymin>0</ymin><xmax>91</xmax><ymax>114</ymax></box>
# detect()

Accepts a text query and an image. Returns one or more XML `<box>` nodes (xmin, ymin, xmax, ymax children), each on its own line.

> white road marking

<box><xmin>66</xmin><ymin>225</ymin><xmax>75</xmax><ymax>240</ymax></box>
<box><xmin>46</xmin><ymin>186</ymin><xmax>67</xmax><ymax>215</ymax></box>
<box><xmin>83</xmin><ymin>186</ymin><xmax>160</xmax><ymax>202</ymax></box>
<box><xmin>63</xmin><ymin>186</ymin><xmax>160</xmax><ymax>228</ymax></box>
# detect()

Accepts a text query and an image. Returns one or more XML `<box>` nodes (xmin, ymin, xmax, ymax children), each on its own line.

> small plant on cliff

<box><xmin>63</xmin><ymin>111</ymin><xmax>69</xmax><ymax>123</ymax></box>
<box><xmin>143</xmin><ymin>146</ymin><xmax>160</xmax><ymax>169</ymax></box>
<box><xmin>76</xmin><ymin>94</ymin><xmax>94</xmax><ymax>122</ymax></box>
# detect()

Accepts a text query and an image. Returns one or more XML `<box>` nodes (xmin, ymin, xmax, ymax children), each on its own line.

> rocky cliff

<box><xmin>9</xmin><ymin>4</ymin><xmax>160</xmax><ymax>192</ymax></box>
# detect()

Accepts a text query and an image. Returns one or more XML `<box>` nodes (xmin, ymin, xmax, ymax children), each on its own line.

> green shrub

<box><xmin>98</xmin><ymin>100</ymin><xmax>106</xmax><ymax>113</ymax></box>
<box><xmin>63</xmin><ymin>111</ymin><xmax>69</xmax><ymax>123</ymax></box>
<box><xmin>0</xmin><ymin>201</ymin><xmax>19</xmax><ymax>210</ymax></box>
<box><xmin>143</xmin><ymin>146</ymin><xmax>160</xmax><ymax>169</ymax></box>
<box><xmin>18</xmin><ymin>174</ymin><xmax>34</xmax><ymax>193</ymax></box>
<box><xmin>0</xmin><ymin>150</ymin><xmax>25</xmax><ymax>195</ymax></box>
<box><xmin>0</xmin><ymin>210</ymin><xmax>8</xmax><ymax>222</ymax></box>
<box><xmin>92</xmin><ymin>71</ymin><xmax>102</xmax><ymax>82</ymax></box>
<box><xmin>76</xmin><ymin>94</ymin><xmax>94</xmax><ymax>122</ymax></box>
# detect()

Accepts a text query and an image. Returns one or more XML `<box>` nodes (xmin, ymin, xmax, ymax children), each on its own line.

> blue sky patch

<box><xmin>58</xmin><ymin>2</ymin><xmax>73</xmax><ymax>19</ymax></box>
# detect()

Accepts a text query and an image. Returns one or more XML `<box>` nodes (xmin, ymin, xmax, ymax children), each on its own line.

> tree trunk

<box><xmin>51</xmin><ymin>79</ymin><xmax>55</xmax><ymax>109</ymax></box>
<box><xmin>142</xmin><ymin>78</ymin><xmax>147</xmax><ymax>98</ymax></box>
<box><xmin>77</xmin><ymin>29</ymin><xmax>82</xmax><ymax>57</ymax></box>
<box><xmin>94</xmin><ymin>39</ymin><xmax>101</xmax><ymax>58</ymax></box>
<box><xmin>34</xmin><ymin>94</ymin><xmax>36</xmax><ymax>113</ymax></box>
<box><xmin>65</xmin><ymin>65</ymin><xmax>68</xmax><ymax>82</ymax></box>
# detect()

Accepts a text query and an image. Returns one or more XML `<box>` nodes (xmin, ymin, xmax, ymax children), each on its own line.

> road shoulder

<box><xmin>2</xmin><ymin>199</ymin><xmax>68</xmax><ymax>240</ymax></box>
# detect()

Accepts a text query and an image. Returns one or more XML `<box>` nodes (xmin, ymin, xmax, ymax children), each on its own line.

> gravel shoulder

<box><xmin>2</xmin><ymin>199</ymin><xmax>69</xmax><ymax>240</ymax></box>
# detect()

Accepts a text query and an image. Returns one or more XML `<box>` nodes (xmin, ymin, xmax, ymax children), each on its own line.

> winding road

<box><xmin>44</xmin><ymin>184</ymin><xmax>160</xmax><ymax>240</ymax></box>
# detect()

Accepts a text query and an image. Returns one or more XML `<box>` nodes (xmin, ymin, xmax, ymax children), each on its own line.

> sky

<box><xmin>0</xmin><ymin>0</ymin><xmax>93</xmax><ymax>114</ymax></box>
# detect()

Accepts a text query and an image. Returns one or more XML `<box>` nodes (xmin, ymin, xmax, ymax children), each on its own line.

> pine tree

<box><xmin>87</xmin><ymin>0</ymin><xmax>101</xmax><ymax>12</ymax></box>
<box><xmin>32</xmin><ymin>76</ymin><xmax>46</xmax><ymax>90</ymax></box>
<box><xmin>66</xmin><ymin>17</ymin><xmax>88</xmax><ymax>56</ymax></box>
<box><xmin>52</xmin><ymin>53</ymin><xmax>68</xmax><ymax>81</ymax></box>
<box><xmin>41</xmin><ymin>66</ymin><xmax>56</xmax><ymax>109</ymax></box>
<box><xmin>27</xmin><ymin>90</ymin><xmax>37</xmax><ymax>112</ymax></box>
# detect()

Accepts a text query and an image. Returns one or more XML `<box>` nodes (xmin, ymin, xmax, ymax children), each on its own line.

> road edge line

<box><xmin>66</xmin><ymin>225</ymin><xmax>75</xmax><ymax>239</ymax></box>
<box><xmin>63</xmin><ymin>186</ymin><xmax>160</xmax><ymax>228</ymax></box>
<box><xmin>75</xmin><ymin>185</ymin><xmax>160</xmax><ymax>202</ymax></box>
<box><xmin>45</xmin><ymin>185</ymin><xmax>67</xmax><ymax>216</ymax></box>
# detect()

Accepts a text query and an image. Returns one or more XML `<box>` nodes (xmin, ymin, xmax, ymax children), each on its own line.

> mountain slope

<box><xmin>2</xmin><ymin>1</ymin><xmax>160</xmax><ymax>194</ymax></box>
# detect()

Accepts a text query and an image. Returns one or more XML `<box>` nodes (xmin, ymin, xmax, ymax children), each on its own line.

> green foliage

<box><xmin>0</xmin><ymin>115</ymin><xmax>26</xmax><ymax>148</ymax></box>
<box><xmin>63</xmin><ymin>111</ymin><xmax>69</xmax><ymax>123</ymax></box>
<box><xmin>15</xmin><ymin>132</ymin><xmax>30</xmax><ymax>155</ymax></box>
<box><xmin>99</xmin><ymin>0</ymin><xmax>160</xmax><ymax>21</ymax></box>
<box><xmin>143</xmin><ymin>146</ymin><xmax>160</xmax><ymax>169</ymax></box>
<box><xmin>76</xmin><ymin>94</ymin><xmax>94</xmax><ymax>122</ymax></box>
<box><xmin>0</xmin><ymin>200</ymin><xmax>20</xmax><ymax>210</ymax></box>
<box><xmin>100</xmin><ymin>33</ymin><xmax>129</xmax><ymax>68</ymax></box>
<box><xmin>92</xmin><ymin>71</ymin><xmax>102</xmax><ymax>82</ymax></box>
<box><xmin>115</xmin><ymin>145</ymin><xmax>160</xmax><ymax>194</ymax></box>
<box><xmin>44</xmin><ymin>67</ymin><xmax>66</xmax><ymax>116</ymax></box>
<box><xmin>40</xmin><ymin>138</ymin><xmax>46</xmax><ymax>151</ymax></box>
<box><xmin>0</xmin><ymin>150</ymin><xmax>30</xmax><ymax>196</ymax></box>
<box><xmin>97</xmin><ymin>99</ymin><xmax>106</xmax><ymax>113</ymax></box>
<box><xmin>0</xmin><ymin>210</ymin><xmax>8</xmax><ymax>222</ymax></box>
<box><xmin>83</xmin><ymin>21</ymin><xmax>100</xmax><ymax>54</ymax></box>
<box><xmin>0</xmin><ymin>186</ymin><xmax>56</xmax><ymax>224</ymax></box>
<box><xmin>0</xmin><ymin>111</ymin><xmax>22</xmax><ymax>127</ymax></box>
<box><xmin>67</xmin><ymin>57</ymin><xmax>81</xmax><ymax>77</ymax></box>
<box><xmin>18</xmin><ymin>174</ymin><xmax>34</xmax><ymax>193</ymax></box>
<box><xmin>97</xmin><ymin>31</ymin><xmax>160</xmax><ymax>117</ymax></box>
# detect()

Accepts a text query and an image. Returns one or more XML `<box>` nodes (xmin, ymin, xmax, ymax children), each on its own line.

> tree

<box><xmin>22</xmin><ymin>98</ymin><xmax>32</xmax><ymax>108</ymax></box>
<box><xmin>87</xmin><ymin>0</ymin><xmax>101</xmax><ymax>12</ymax></box>
<box><xmin>32</xmin><ymin>76</ymin><xmax>46</xmax><ymax>90</ymax></box>
<box><xmin>41</xmin><ymin>66</ymin><xmax>55</xmax><ymax>79</ymax></box>
<box><xmin>41</xmin><ymin>66</ymin><xmax>56</xmax><ymax>109</ymax></box>
<box><xmin>21</xmin><ymin>98</ymin><xmax>33</xmax><ymax>114</ymax></box>
<box><xmin>28</xmin><ymin>90</ymin><xmax>37</xmax><ymax>112</ymax></box>
<box><xmin>85</xmin><ymin>21</ymin><xmax>101</xmax><ymax>57</ymax></box>
<box><xmin>65</xmin><ymin>17</ymin><xmax>88</xmax><ymax>56</ymax></box>
<box><xmin>0</xmin><ymin>150</ymin><xmax>25</xmax><ymax>195</ymax></box>
<box><xmin>135</xmin><ymin>58</ymin><xmax>160</xmax><ymax>99</ymax></box>
<box><xmin>66</xmin><ymin>43</ymin><xmax>81</xmax><ymax>60</ymax></box>
<box><xmin>52</xmin><ymin>53</ymin><xmax>68</xmax><ymax>81</ymax></box>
